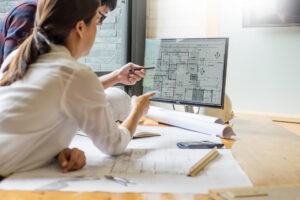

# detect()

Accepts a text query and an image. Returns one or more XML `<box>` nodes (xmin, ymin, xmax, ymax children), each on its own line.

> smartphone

<box><xmin>177</xmin><ymin>141</ymin><xmax>224</xmax><ymax>149</ymax></box>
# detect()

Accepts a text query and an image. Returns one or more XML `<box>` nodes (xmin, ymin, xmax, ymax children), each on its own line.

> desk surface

<box><xmin>231</xmin><ymin>116</ymin><xmax>300</xmax><ymax>186</ymax></box>
<box><xmin>1</xmin><ymin>116</ymin><xmax>300</xmax><ymax>200</ymax></box>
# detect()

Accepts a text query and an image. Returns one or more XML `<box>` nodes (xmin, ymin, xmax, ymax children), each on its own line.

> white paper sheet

<box><xmin>148</xmin><ymin>106</ymin><xmax>225</xmax><ymax>124</ymax></box>
<box><xmin>0</xmin><ymin>127</ymin><xmax>252</xmax><ymax>194</ymax></box>
<box><xmin>145</xmin><ymin>106</ymin><xmax>235</xmax><ymax>138</ymax></box>
<box><xmin>0</xmin><ymin>148</ymin><xmax>252</xmax><ymax>193</ymax></box>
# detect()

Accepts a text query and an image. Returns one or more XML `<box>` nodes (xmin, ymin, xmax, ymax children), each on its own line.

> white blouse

<box><xmin>0</xmin><ymin>45</ymin><xmax>131</xmax><ymax>176</ymax></box>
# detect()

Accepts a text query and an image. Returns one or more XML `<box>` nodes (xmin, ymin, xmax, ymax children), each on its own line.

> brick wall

<box><xmin>0</xmin><ymin>0</ymin><xmax>18</xmax><ymax>19</ymax></box>
<box><xmin>0</xmin><ymin>0</ymin><xmax>128</xmax><ymax>72</ymax></box>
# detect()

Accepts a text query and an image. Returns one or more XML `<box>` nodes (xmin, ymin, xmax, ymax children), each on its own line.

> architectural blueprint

<box><xmin>143</xmin><ymin>38</ymin><xmax>228</xmax><ymax>107</ymax></box>
<box><xmin>0</xmin><ymin>129</ymin><xmax>252</xmax><ymax>193</ymax></box>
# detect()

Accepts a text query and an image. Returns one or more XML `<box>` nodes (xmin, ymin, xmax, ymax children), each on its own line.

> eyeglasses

<box><xmin>98</xmin><ymin>11</ymin><xmax>107</xmax><ymax>24</ymax></box>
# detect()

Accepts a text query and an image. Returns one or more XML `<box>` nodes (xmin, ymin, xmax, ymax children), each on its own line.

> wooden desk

<box><xmin>0</xmin><ymin>190</ymin><xmax>213</xmax><ymax>200</ymax></box>
<box><xmin>1</xmin><ymin>116</ymin><xmax>300</xmax><ymax>200</ymax></box>
<box><xmin>231</xmin><ymin>116</ymin><xmax>300</xmax><ymax>186</ymax></box>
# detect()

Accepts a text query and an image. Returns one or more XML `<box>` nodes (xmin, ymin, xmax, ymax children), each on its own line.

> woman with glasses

<box><xmin>0</xmin><ymin>0</ymin><xmax>155</xmax><ymax>177</ymax></box>
<box><xmin>0</xmin><ymin>0</ymin><xmax>146</xmax><ymax>109</ymax></box>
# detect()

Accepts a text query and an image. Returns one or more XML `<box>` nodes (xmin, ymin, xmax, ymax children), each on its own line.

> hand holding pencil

<box><xmin>115</xmin><ymin>63</ymin><xmax>154</xmax><ymax>86</ymax></box>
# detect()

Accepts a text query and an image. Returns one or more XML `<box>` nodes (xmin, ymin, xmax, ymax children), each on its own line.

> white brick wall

<box><xmin>0</xmin><ymin>0</ymin><xmax>18</xmax><ymax>18</ymax></box>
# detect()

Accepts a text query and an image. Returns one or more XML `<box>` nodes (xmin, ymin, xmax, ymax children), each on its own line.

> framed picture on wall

<box><xmin>243</xmin><ymin>0</ymin><xmax>300</xmax><ymax>27</ymax></box>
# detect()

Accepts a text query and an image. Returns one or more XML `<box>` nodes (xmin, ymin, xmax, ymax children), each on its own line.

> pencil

<box><xmin>130</xmin><ymin>67</ymin><xmax>155</xmax><ymax>72</ymax></box>
<box><xmin>187</xmin><ymin>147</ymin><xmax>219</xmax><ymax>177</ymax></box>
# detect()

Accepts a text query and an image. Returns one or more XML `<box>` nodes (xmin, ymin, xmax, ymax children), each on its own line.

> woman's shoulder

<box><xmin>39</xmin><ymin>45</ymin><xmax>92</xmax><ymax>72</ymax></box>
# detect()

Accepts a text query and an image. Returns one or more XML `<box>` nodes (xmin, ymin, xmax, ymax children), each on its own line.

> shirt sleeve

<box><xmin>3</xmin><ymin>4</ymin><xmax>36</xmax><ymax>59</ymax></box>
<box><xmin>61</xmin><ymin>68</ymin><xmax>131</xmax><ymax>156</ymax></box>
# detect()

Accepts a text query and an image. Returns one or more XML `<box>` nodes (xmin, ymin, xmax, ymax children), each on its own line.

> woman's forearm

<box><xmin>98</xmin><ymin>71</ymin><xmax>119</xmax><ymax>89</ymax></box>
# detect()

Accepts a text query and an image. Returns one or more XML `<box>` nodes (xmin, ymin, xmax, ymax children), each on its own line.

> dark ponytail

<box><xmin>0</xmin><ymin>0</ymin><xmax>100</xmax><ymax>86</ymax></box>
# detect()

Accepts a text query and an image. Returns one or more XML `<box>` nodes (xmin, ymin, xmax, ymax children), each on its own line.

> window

<box><xmin>80</xmin><ymin>0</ymin><xmax>130</xmax><ymax>74</ymax></box>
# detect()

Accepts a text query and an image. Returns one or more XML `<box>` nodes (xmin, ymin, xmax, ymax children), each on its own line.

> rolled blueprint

<box><xmin>145</xmin><ymin>106</ymin><xmax>235</xmax><ymax>139</ymax></box>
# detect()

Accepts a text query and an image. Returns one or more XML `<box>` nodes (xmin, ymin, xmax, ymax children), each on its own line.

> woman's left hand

<box><xmin>56</xmin><ymin>148</ymin><xmax>86</xmax><ymax>173</ymax></box>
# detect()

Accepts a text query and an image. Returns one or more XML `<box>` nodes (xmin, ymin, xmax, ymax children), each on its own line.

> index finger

<box><xmin>132</xmin><ymin>69</ymin><xmax>145</xmax><ymax>77</ymax></box>
<box><xmin>57</xmin><ymin>152</ymin><xmax>68</xmax><ymax>168</ymax></box>
<box><xmin>143</xmin><ymin>91</ymin><xmax>156</xmax><ymax>98</ymax></box>
<box><xmin>57</xmin><ymin>154</ymin><xmax>68</xmax><ymax>170</ymax></box>
<box><xmin>65</xmin><ymin>151</ymin><xmax>78</xmax><ymax>172</ymax></box>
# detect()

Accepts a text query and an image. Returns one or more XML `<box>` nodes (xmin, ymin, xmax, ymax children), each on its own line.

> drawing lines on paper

<box><xmin>100</xmin><ymin>149</ymin><xmax>200</xmax><ymax>176</ymax></box>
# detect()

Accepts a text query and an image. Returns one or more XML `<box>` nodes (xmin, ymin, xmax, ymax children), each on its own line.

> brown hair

<box><xmin>101</xmin><ymin>0</ymin><xmax>117</xmax><ymax>11</ymax></box>
<box><xmin>0</xmin><ymin>0</ymin><xmax>100</xmax><ymax>86</ymax></box>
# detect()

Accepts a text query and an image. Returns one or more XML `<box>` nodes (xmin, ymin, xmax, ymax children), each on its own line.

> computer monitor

<box><xmin>142</xmin><ymin>38</ymin><xmax>229</xmax><ymax>108</ymax></box>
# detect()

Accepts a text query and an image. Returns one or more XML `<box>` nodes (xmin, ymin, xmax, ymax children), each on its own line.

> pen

<box><xmin>187</xmin><ymin>147</ymin><xmax>220</xmax><ymax>177</ymax></box>
<box><xmin>129</xmin><ymin>67</ymin><xmax>155</xmax><ymax>72</ymax></box>
<box><xmin>104</xmin><ymin>175</ymin><xmax>134</xmax><ymax>186</ymax></box>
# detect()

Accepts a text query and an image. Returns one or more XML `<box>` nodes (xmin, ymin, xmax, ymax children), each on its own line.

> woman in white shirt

<box><xmin>0</xmin><ymin>0</ymin><xmax>155</xmax><ymax>177</ymax></box>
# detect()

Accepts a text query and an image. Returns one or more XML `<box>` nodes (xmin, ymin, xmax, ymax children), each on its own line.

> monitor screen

<box><xmin>142</xmin><ymin>38</ymin><xmax>229</xmax><ymax>108</ymax></box>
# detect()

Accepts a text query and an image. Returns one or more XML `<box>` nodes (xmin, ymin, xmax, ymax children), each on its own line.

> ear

<box><xmin>75</xmin><ymin>20</ymin><xmax>86</xmax><ymax>39</ymax></box>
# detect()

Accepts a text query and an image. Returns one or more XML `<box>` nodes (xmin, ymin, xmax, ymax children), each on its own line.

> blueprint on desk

<box><xmin>0</xmin><ymin>126</ymin><xmax>252</xmax><ymax>194</ymax></box>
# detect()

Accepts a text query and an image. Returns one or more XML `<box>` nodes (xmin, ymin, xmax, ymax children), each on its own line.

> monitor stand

<box><xmin>184</xmin><ymin>105</ymin><xmax>194</xmax><ymax>113</ymax></box>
